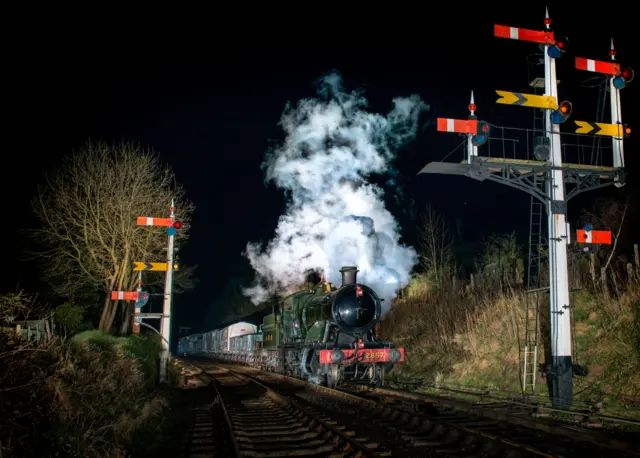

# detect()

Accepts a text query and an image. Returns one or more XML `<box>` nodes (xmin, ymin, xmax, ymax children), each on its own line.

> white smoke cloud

<box><xmin>244</xmin><ymin>73</ymin><xmax>427</xmax><ymax>312</ymax></box>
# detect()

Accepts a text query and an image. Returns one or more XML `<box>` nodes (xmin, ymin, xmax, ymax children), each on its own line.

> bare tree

<box><xmin>579</xmin><ymin>196</ymin><xmax>632</xmax><ymax>292</ymax></box>
<box><xmin>418</xmin><ymin>203</ymin><xmax>455</xmax><ymax>288</ymax></box>
<box><xmin>476</xmin><ymin>232</ymin><xmax>523</xmax><ymax>289</ymax></box>
<box><xmin>29</xmin><ymin>141</ymin><xmax>195</xmax><ymax>333</ymax></box>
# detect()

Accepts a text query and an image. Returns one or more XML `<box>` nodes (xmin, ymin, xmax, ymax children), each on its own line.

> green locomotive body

<box><xmin>259</xmin><ymin>266</ymin><xmax>404</xmax><ymax>387</ymax></box>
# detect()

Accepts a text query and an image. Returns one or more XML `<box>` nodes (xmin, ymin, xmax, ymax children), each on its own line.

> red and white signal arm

<box><xmin>437</xmin><ymin>118</ymin><xmax>477</xmax><ymax>134</ymax></box>
<box><xmin>575</xmin><ymin>57</ymin><xmax>620</xmax><ymax>76</ymax></box>
<box><xmin>576</xmin><ymin>229</ymin><xmax>612</xmax><ymax>245</ymax></box>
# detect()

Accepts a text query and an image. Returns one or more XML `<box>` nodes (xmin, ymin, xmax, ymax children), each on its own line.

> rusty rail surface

<box><xmin>225</xmin><ymin>364</ymin><xmax>640</xmax><ymax>458</ymax></box>
<box><xmin>188</xmin><ymin>359</ymin><xmax>388</xmax><ymax>457</ymax></box>
<box><xmin>347</xmin><ymin>384</ymin><xmax>640</xmax><ymax>457</ymax></box>
<box><xmin>388</xmin><ymin>377</ymin><xmax>640</xmax><ymax>427</ymax></box>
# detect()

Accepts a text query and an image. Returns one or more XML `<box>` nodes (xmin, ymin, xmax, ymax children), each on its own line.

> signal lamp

<box><xmin>533</xmin><ymin>136</ymin><xmax>550</xmax><ymax>161</ymax></box>
<box><xmin>136</xmin><ymin>291</ymin><xmax>150</xmax><ymax>308</ymax></box>
<box><xmin>472</xmin><ymin>121</ymin><xmax>491</xmax><ymax>146</ymax></box>
<box><xmin>548</xmin><ymin>36</ymin><xmax>569</xmax><ymax>58</ymax></box>
<box><xmin>551</xmin><ymin>100</ymin><xmax>572</xmax><ymax>124</ymax></box>
<box><xmin>167</xmin><ymin>219</ymin><xmax>183</xmax><ymax>236</ymax></box>
<box><xmin>614</xmin><ymin>67</ymin><xmax>634</xmax><ymax>89</ymax></box>
<box><xmin>623</xmin><ymin>124</ymin><xmax>631</xmax><ymax>138</ymax></box>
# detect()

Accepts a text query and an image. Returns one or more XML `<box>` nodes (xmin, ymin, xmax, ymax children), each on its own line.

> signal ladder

<box><xmin>523</xmin><ymin>196</ymin><xmax>543</xmax><ymax>393</ymax></box>
<box><xmin>521</xmin><ymin>52</ymin><xmax>546</xmax><ymax>394</ymax></box>
<box><xmin>585</xmin><ymin>72</ymin><xmax>609</xmax><ymax>165</ymax></box>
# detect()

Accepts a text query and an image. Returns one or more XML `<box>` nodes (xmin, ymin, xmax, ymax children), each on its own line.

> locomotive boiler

<box><xmin>261</xmin><ymin>266</ymin><xmax>404</xmax><ymax>387</ymax></box>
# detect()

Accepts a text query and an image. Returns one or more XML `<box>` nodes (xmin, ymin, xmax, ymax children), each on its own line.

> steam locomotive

<box><xmin>178</xmin><ymin>266</ymin><xmax>405</xmax><ymax>387</ymax></box>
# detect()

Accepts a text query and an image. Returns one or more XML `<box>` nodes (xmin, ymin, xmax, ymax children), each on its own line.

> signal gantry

<box><xmin>419</xmin><ymin>7</ymin><xmax>633</xmax><ymax>409</ymax></box>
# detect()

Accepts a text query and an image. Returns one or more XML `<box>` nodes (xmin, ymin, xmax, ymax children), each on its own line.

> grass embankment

<box><xmin>381</xmin><ymin>274</ymin><xmax>640</xmax><ymax>414</ymax></box>
<box><xmin>0</xmin><ymin>329</ymin><xmax>194</xmax><ymax>457</ymax></box>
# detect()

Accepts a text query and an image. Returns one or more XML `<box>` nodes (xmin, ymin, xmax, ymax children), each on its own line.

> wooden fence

<box><xmin>1</xmin><ymin>318</ymin><xmax>56</xmax><ymax>342</ymax></box>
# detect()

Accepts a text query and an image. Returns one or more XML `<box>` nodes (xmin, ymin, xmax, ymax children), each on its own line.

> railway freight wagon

<box><xmin>179</xmin><ymin>333</ymin><xmax>203</xmax><ymax>355</ymax></box>
<box><xmin>192</xmin><ymin>322</ymin><xmax>259</xmax><ymax>359</ymax></box>
<box><xmin>178</xmin><ymin>337</ymin><xmax>188</xmax><ymax>356</ymax></box>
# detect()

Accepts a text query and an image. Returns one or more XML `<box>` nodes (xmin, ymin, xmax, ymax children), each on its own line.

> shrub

<box><xmin>55</xmin><ymin>302</ymin><xmax>86</xmax><ymax>335</ymax></box>
<box><xmin>0</xmin><ymin>322</ymin><xmax>166</xmax><ymax>457</ymax></box>
<box><xmin>381</xmin><ymin>274</ymin><xmax>640</xmax><ymax>409</ymax></box>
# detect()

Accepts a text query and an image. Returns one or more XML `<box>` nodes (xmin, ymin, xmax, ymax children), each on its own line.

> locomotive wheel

<box><xmin>326</xmin><ymin>364</ymin><xmax>339</xmax><ymax>389</ymax></box>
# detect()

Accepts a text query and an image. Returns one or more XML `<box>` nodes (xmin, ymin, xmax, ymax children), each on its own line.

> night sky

<box><xmin>5</xmin><ymin>6</ymin><xmax>637</xmax><ymax>338</ymax></box>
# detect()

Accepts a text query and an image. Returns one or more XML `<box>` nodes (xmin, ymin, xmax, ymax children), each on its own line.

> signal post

<box><xmin>574</xmin><ymin>39</ymin><xmax>634</xmax><ymax>183</ymax></box>
<box><xmin>539</xmin><ymin>11</ymin><xmax>573</xmax><ymax>407</ymax></box>
<box><xmin>136</xmin><ymin>200</ymin><xmax>183</xmax><ymax>383</ymax></box>
<box><xmin>436</xmin><ymin>91</ymin><xmax>491</xmax><ymax>164</ymax></box>
<box><xmin>419</xmin><ymin>8</ymin><xmax>632</xmax><ymax>408</ymax></box>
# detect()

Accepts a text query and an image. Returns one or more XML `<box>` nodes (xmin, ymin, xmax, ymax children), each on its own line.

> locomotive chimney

<box><xmin>339</xmin><ymin>266</ymin><xmax>358</xmax><ymax>286</ymax></box>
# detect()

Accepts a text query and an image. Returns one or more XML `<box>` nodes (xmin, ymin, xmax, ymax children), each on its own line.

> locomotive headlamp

<box><xmin>356</xmin><ymin>285</ymin><xmax>363</xmax><ymax>297</ymax></box>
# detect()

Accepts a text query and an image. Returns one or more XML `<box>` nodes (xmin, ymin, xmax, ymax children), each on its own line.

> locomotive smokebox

<box><xmin>339</xmin><ymin>266</ymin><xmax>359</xmax><ymax>286</ymax></box>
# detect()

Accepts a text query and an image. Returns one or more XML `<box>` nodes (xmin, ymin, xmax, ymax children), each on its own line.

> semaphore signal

<box><xmin>134</xmin><ymin>200</ymin><xmax>180</xmax><ymax>383</ymax></box>
<box><xmin>435</xmin><ymin>91</ymin><xmax>491</xmax><ymax>164</ymax></box>
<box><xmin>574</xmin><ymin>39</ymin><xmax>633</xmax><ymax>174</ymax></box>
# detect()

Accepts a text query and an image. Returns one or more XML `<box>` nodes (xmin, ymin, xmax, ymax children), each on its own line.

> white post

<box><xmin>159</xmin><ymin>200</ymin><xmax>175</xmax><ymax>383</ymax></box>
<box><xmin>609</xmin><ymin>39</ymin><xmax>625</xmax><ymax>184</ymax></box>
<box><xmin>543</xmin><ymin>7</ymin><xmax>572</xmax><ymax>408</ymax></box>
<box><xmin>132</xmin><ymin>271</ymin><xmax>142</xmax><ymax>335</ymax></box>
<box><xmin>467</xmin><ymin>90</ymin><xmax>479</xmax><ymax>163</ymax></box>
<box><xmin>466</xmin><ymin>137</ymin><xmax>478</xmax><ymax>164</ymax></box>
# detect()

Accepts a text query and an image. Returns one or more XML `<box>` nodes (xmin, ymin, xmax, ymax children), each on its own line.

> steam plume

<box><xmin>244</xmin><ymin>73</ymin><xmax>427</xmax><ymax>312</ymax></box>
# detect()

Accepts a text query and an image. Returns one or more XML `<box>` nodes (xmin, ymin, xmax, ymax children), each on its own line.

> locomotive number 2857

<box><xmin>363</xmin><ymin>351</ymin><xmax>385</xmax><ymax>359</ymax></box>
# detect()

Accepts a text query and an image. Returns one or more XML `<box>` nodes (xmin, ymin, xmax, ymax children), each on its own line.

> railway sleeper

<box><xmin>188</xmin><ymin>399</ymin><xmax>230</xmax><ymax>458</ymax></box>
<box><xmin>365</xmin><ymin>401</ymin><xmax>535</xmax><ymax>455</ymax></box>
<box><xmin>231</xmin><ymin>404</ymin><xmax>380</xmax><ymax>455</ymax></box>
<box><xmin>298</xmin><ymin>389</ymin><xmax>533</xmax><ymax>456</ymax></box>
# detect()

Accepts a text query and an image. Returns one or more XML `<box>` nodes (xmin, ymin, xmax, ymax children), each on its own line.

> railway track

<box><xmin>187</xmin><ymin>389</ymin><xmax>231</xmax><ymax>457</ymax></box>
<box><xmin>344</xmin><ymin>384</ymin><xmax>640</xmax><ymax>454</ymax></box>
<box><xmin>387</xmin><ymin>378</ymin><xmax>640</xmax><ymax>430</ymax></box>
<box><xmin>189</xmin><ymin>360</ymin><xmax>391</xmax><ymax>457</ymax></box>
<box><xmin>224</xmin><ymin>364</ymin><xmax>640</xmax><ymax>457</ymax></box>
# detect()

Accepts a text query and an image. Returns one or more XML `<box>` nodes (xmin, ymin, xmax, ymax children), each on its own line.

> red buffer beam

<box><xmin>494</xmin><ymin>25</ymin><xmax>555</xmax><ymax>45</ymax></box>
<box><xmin>437</xmin><ymin>118</ymin><xmax>477</xmax><ymax>134</ymax></box>
<box><xmin>575</xmin><ymin>57</ymin><xmax>620</xmax><ymax>76</ymax></box>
